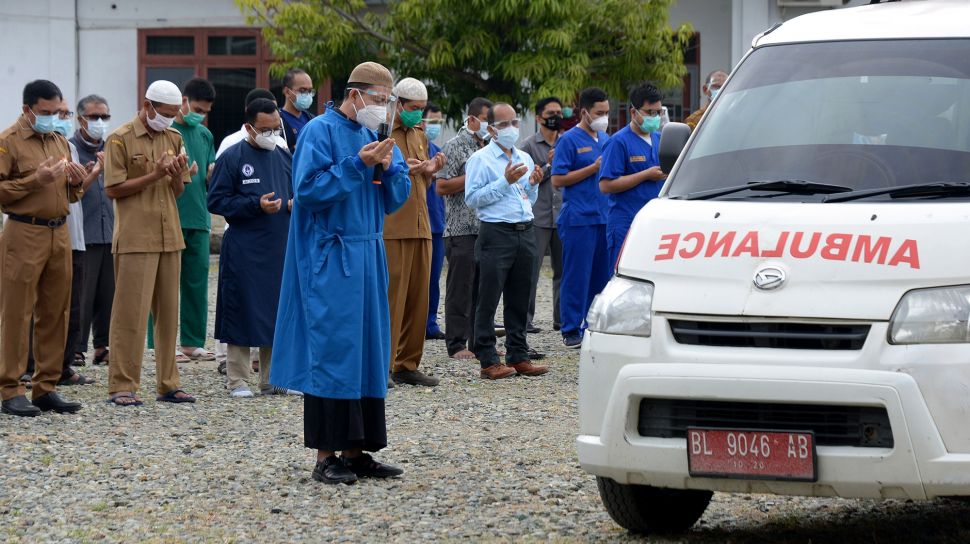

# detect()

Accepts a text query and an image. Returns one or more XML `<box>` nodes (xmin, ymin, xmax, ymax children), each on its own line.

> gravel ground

<box><xmin>3</xmin><ymin>256</ymin><xmax>970</xmax><ymax>543</ymax></box>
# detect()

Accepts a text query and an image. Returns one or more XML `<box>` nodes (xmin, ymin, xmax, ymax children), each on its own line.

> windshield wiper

<box><xmin>823</xmin><ymin>182</ymin><xmax>970</xmax><ymax>203</ymax></box>
<box><xmin>672</xmin><ymin>179</ymin><xmax>853</xmax><ymax>201</ymax></box>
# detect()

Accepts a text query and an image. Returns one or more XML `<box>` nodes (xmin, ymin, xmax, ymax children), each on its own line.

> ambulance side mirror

<box><xmin>659</xmin><ymin>122</ymin><xmax>691</xmax><ymax>175</ymax></box>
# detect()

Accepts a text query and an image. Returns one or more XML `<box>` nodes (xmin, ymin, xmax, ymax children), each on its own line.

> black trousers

<box><xmin>78</xmin><ymin>243</ymin><xmax>113</xmax><ymax>352</ymax></box>
<box><xmin>444</xmin><ymin>234</ymin><xmax>479</xmax><ymax>356</ymax></box>
<box><xmin>527</xmin><ymin>225</ymin><xmax>562</xmax><ymax>328</ymax></box>
<box><xmin>26</xmin><ymin>250</ymin><xmax>83</xmax><ymax>379</ymax></box>
<box><xmin>473</xmin><ymin>221</ymin><xmax>537</xmax><ymax>368</ymax></box>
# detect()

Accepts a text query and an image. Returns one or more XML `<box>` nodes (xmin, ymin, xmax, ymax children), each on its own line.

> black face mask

<box><xmin>542</xmin><ymin>115</ymin><xmax>562</xmax><ymax>131</ymax></box>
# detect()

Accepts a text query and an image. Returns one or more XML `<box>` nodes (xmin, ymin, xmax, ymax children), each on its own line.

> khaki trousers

<box><xmin>107</xmin><ymin>251</ymin><xmax>181</xmax><ymax>395</ymax></box>
<box><xmin>226</xmin><ymin>344</ymin><xmax>272</xmax><ymax>392</ymax></box>
<box><xmin>386</xmin><ymin>238</ymin><xmax>431</xmax><ymax>372</ymax></box>
<box><xmin>0</xmin><ymin>221</ymin><xmax>71</xmax><ymax>401</ymax></box>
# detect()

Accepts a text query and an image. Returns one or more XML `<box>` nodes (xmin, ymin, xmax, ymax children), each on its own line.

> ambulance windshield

<box><xmin>669</xmin><ymin>39</ymin><xmax>970</xmax><ymax>202</ymax></box>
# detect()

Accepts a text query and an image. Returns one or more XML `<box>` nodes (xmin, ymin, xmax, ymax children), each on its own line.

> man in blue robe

<box><xmin>207</xmin><ymin>98</ymin><xmax>295</xmax><ymax>398</ymax></box>
<box><xmin>269</xmin><ymin>62</ymin><xmax>410</xmax><ymax>485</ymax></box>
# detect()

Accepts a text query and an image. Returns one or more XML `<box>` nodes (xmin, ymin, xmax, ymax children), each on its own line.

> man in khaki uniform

<box><xmin>0</xmin><ymin>80</ymin><xmax>86</xmax><ymax>416</ymax></box>
<box><xmin>386</xmin><ymin>78</ymin><xmax>446</xmax><ymax>387</ymax></box>
<box><xmin>104</xmin><ymin>80</ymin><xmax>194</xmax><ymax>406</ymax></box>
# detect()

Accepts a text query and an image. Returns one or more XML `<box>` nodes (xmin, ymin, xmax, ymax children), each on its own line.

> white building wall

<box><xmin>669</xmin><ymin>0</ymin><xmax>733</xmax><ymax>104</ymax></box>
<box><xmin>0</xmin><ymin>0</ymin><xmax>77</xmax><ymax>120</ymax></box>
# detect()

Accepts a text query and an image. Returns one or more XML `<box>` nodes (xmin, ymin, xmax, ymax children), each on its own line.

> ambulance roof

<box><xmin>755</xmin><ymin>0</ymin><xmax>970</xmax><ymax>48</ymax></box>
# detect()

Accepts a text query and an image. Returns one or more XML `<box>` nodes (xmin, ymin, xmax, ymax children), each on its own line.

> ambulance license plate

<box><xmin>686</xmin><ymin>428</ymin><xmax>817</xmax><ymax>482</ymax></box>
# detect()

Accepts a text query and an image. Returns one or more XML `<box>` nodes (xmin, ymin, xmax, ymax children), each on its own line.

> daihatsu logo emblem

<box><xmin>754</xmin><ymin>266</ymin><xmax>786</xmax><ymax>290</ymax></box>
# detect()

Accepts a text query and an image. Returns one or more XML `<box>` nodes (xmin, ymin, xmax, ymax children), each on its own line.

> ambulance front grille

<box><xmin>668</xmin><ymin>320</ymin><xmax>870</xmax><ymax>350</ymax></box>
<box><xmin>638</xmin><ymin>399</ymin><xmax>893</xmax><ymax>448</ymax></box>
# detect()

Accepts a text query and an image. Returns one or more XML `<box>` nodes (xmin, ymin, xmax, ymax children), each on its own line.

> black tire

<box><xmin>596</xmin><ymin>477</ymin><xmax>712</xmax><ymax>535</ymax></box>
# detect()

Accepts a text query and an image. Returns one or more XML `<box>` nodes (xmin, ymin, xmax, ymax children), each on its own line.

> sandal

<box><xmin>108</xmin><ymin>393</ymin><xmax>143</xmax><ymax>407</ymax></box>
<box><xmin>450</xmin><ymin>349</ymin><xmax>476</xmax><ymax>361</ymax></box>
<box><xmin>58</xmin><ymin>372</ymin><xmax>95</xmax><ymax>386</ymax></box>
<box><xmin>184</xmin><ymin>347</ymin><xmax>216</xmax><ymax>361</ymax></box>
<box><xmin>175</xmin><ymin>352</ymin><xmax>192</xmax><ymax>363</ymax></box>
<box><xmin>71</xmin><ymin>352</ymin><xmax>87</xmax><ymax>367</ymax></box>
<box><xmin>93</xmin><ymin>349</ymin><xmax>109</xmax><ymax>366</ymax></box>
<box><xmin>156</xmin><ymin>389</ymin><xmax>196</xmax><ymax>404</ymax></box>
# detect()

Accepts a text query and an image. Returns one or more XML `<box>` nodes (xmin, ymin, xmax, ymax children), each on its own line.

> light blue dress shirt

<box><xmin>464</xmin><ymin>140</ymin><xmax>538</xmax><ymax>224</ymax></box>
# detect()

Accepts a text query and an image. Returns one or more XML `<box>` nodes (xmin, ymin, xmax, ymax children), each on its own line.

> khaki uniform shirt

<box><xmin>684</xmin><ymin>102</ymin><xmax>710</xmax><ymax>131</ymax></box>
<box><xmin>384</xmin><ymin>124</ymin><xmax>431</xmax><ymax>240</ymax></box>
<box><xmin>104</xmin><ymin>115</ymin><xmax>189</xmax><ymax>254</ymax></box>
<box><xmin>0</xmin><ymin>119</ymin><xmax>81</xmax><ymax>218</ymax></box>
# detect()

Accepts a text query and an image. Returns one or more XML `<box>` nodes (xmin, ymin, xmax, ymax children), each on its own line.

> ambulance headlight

<box><xmin>889</xmin><ymin>286</ymin><xmax>970</xmax><ymax>344</ymax></box>
<box><xmin>587</xmin><ymin>276</ymin><xmax>654</xmax><ymax>337</ymax></box>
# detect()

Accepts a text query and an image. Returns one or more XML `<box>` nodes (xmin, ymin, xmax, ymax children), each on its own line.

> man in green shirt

<box><xmin>149</xmin><ymin>78</ymin><xmax>217</xmax><ymax>361</ymax></box>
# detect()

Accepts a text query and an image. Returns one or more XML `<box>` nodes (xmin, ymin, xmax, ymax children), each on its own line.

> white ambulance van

<box><xmin>577</xmin><ymin>0</ymin><xmax>970</xmax><ymax>534</ymax></box>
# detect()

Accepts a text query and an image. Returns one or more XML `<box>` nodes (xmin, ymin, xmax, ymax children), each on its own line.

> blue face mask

<box><xmin>637</xmin><ymin>112</ymin><xmax>661</xmax><ymax>133</ymax></box>
<box><xmin>425</xmin><ymin>123</ymin><xmax>442</xmax><ymax>141</ymax></box>
<box><xmin>294</xmin><ymin>92</ymin><xmax>313</xmax><ymax>111</ymax></box>
<box><xmin>495</xmin><ymin>126</ymin><xmax>520</xmax><ymax>149</ymax></box>
<box><xmin>710</xmin><ymin>88</ymin><xmax>720</xmax><ymax>100</ymax></box>
<box><xmin>53</xmin><ymin>117</ymin><xmax>73</xmax><ymax>137</ymax></box>
<box><xmin>30</xmin><ymin>110</ymin><xmax>57</xmax><ymax>134</ymax></box>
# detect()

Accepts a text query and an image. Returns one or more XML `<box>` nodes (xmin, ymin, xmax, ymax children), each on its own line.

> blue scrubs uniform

<box><xmin>552</xmin><ymin>126</ymin><xmax>611</xmax><ymax>338</ymax></box>
<box><xmin>207</xmin><ymin>140</ymin><xmax>293</xmax><ymax>347</ymax></box>
<box><xmin>270</xmin><ymin>109</ymin><xmax>411</xmax><ymax>399</ymax></box>
<box><xmin>425</xmin><ymin>141</ymin><xmax>445</xmax><ymax>336</ymax></box>
<box><xmin>600</xmin><ymin>126</ymin><xmax>662</xmax><ymax>266</ymax></box>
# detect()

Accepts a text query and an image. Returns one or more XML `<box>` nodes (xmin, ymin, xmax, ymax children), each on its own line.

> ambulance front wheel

<box><xmin>596</xmin><ymin>477</ymin><xmax>712</xmax><ymax>535</ymax></box>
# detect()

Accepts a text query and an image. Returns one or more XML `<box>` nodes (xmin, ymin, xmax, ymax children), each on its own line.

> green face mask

<box><xmin>183</xmin><ymin>111</ymin><xmax>205</xmax><ymax>127</ymax></box>
<box><xmin>400</xmin><ymin>108</ymin><xmax>423</xmax><ymax>128</ymax></box>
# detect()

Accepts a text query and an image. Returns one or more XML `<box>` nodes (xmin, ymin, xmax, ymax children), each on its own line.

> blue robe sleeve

<box><xmin>292</xmin><ymin>122</ymin><xmax>370</xmax><ymax>213</ymax></box>
<box><xmin>206</xmin><ymin>150</ymin><xmax>262</xmax><ymax>219</ymax></box>
<box><xmin>381</xmin><ymin>144</ymin><xmax>411</xmax><ymax>215</ymax></box>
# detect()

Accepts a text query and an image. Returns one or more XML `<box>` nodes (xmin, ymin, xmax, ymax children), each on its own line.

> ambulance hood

<box><xmin>618</xmin><ymin>199</ymin><xmax>970</xmax><ymax>320</ymax></box>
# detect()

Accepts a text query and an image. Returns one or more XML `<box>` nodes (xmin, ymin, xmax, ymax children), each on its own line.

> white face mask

<box><xmin>352</xmin><ymin>91</ymin><xmax>386</xmax><ymax>131</ymax></box>
<box><xmin>146</xmin><ymin>104</ymin><xmax>175</xmax><ymax>132</ymax></box>
<box><xmin>467</xmin><ymin>117</ymin><xmax>489</xmax><ymax>139</ymax></box>
<box><xmin>85</xmin><ymin>119</ymin><xmax>109</xmax><ymax>141</ymax></box>
<box><xmin>252</xmin><ymin>131</ymin><xmax>278</xmax><ymax>151</ymax></box>
<box><xmin>588</xmin><ymin>113</ymin><xmax>609</xmax><ymax>133</ymax></box>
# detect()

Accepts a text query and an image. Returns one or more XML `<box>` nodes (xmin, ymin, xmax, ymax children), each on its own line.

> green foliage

<box><xmin>237</xmin><ymin>0</ymin><xmax>692</xmax><ymax>121</ymax></box>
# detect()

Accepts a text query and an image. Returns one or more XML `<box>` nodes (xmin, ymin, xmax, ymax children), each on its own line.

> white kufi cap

<box><xmin>392</xmin><ymin>78</ymin><xmax>427</xmax><ymax>101</ymax></box>
<box><xmin>145</xmin><ymin>80</ymin><xmax>183</xmax><ymax>106</ymax></box>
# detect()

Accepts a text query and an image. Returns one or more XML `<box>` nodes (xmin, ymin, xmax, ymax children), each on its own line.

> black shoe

<box><xmin>1</xmin><ymin>395</ymin><xmax>41</xmax><ymax>417</ymax></box>
<box><xmin>528</xmin><ymin>348</ymin><xmax>546</xmax><ymax>360</ymax></box>
<box><xmin>526</xmin><ymin>324</ymin><xmax>542</xmax><ymax>334</ymax></box>
<box><xmin>312</xmin><ymin>456</ymin><xmax>358</xmax><ymax>485</ymax></box>
<box><xmin>217</xmin><ymin>361</ymin><xmax>226</xmax><ymax>375</ymax></box>
<box><xmin>32</xmin><ymin>392</ymin><xmax>82</xmax><ymax>414</ymax></box>
<box><xmin>425</xmin><ymin>330</ymin><xmax>446</xmax><ymax>340</ymax></box>
<box><xmin>391</xmin><ymin>369</ymin><xmax>440</xmax><ymax>387</ymax></box>
<box><xmin>342</xmin><ymin>453</ymin><xmax>404</xmax><ymax>479</ymax></box>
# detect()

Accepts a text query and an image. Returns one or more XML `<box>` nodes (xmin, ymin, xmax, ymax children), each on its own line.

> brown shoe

<box><xmin>480</xmin><ymin>364</ymin><xmax>516</xmax><ymax>380</ymax></box>
<box><xmin>509</xmin><ymin>361</ymin><xmax>549</xmax><ymax>376</ymax></box>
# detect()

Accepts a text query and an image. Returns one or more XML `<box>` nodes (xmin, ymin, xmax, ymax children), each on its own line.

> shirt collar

<box><xmin>16</xmin><ymin>117</ymin><xmax>40</xmax><ymax>140</ymax></box>
<box><xmin>133</xmin><ymin>114</ymin><xmax>151</xmax><ymax>138</ymax></box>
<box><xmin>487</xmin><ymin>139</ymin><xmax>518</xmax><ymax>160</ymax></box>
<box><xmin>534</xmin><ymin>131</ymin><xmax>555</xmax><ymax>147</ymax></box>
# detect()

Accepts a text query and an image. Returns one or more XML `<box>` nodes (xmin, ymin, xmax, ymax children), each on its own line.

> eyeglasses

<box><xmin>251</xmin><ymin>127</ymin><xmax>284</xmax><ymax>139</ymax></box>
<box><xmin>292</xmin><ymin>88</ymin><xmax>315</xmax><ymax>95</ymax></box>
<box><xmin>361</xmin><ymin>89</ymin><xmax>392</xmax><ymax>106</ymax></box>
<box><xmin>423</xmin><ymin>118</ymin><xmax>444</xmax><ymax>125</ymax></box>
<box><xmin>81</xmin><ymin>114</ymin><xmax>111</xmax><ymax>121</ymax></box>
<box><xmin>634</xmin><ymin>107</ymin><xmax>664</xmax><ymax>117</ymax></box>
<box><xmin>492</xmin><ymin>118</ymin><xmax>521</xmax><ymax>129</ymax></box>
<box><xmin>57</xmin><ymin>110</ymin><xmax>74</xmax><ymax>120</ymax></box>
